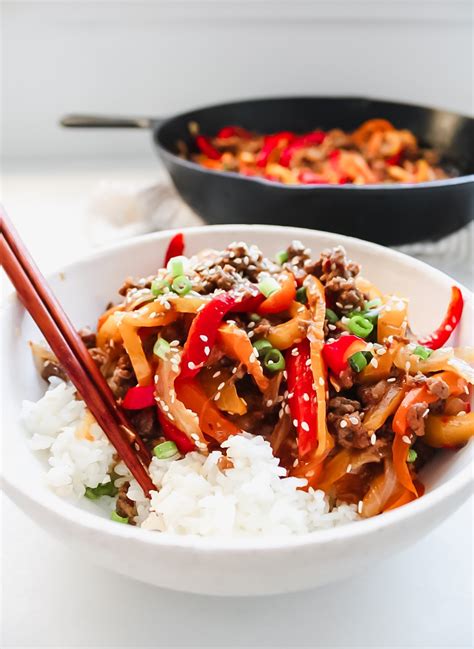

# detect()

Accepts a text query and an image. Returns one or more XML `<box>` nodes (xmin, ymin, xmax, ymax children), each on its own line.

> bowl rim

<box><xmin>2</xmin><ymin>223</ymin><xmax>473</xmax><ymax>552</ymax></box>
<box><xmin>155</xmin><ymin>94</ymin><xmax>474</xmax><ymax>190</ymax></box>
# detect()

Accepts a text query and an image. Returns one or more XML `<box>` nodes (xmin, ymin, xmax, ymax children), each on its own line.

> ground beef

<box><xmin>118</xmin><ymin>276</ymin><xmax>152</xmax><ymax>297</ymax></box>
<box><xmin>358</xmin><ymin>379</ymin><xmax>389</xmax><ymax>406</ymax></box>
<box><xmin>252</xmin><ymin>318</ymin><xmax>272</xmax><ymax>337</ymax></box>
<box><xmin>116</xmin><ymin>483</ymin><xmax>137</xmax><ymax>521</ymax></box>
<box><xmin>41</xmin><ymin>359</ymin><xmax>67</xmax><ymax>382</ymax></box>
<box><xmin>406</xmin><ymin>372</ymin><xmax>427</xmax><ymax>387</ymax></box>
<box><xmin>426</xmin><ymin>376</ymin><xmax>450</xmax><ymax>400</ymax></box>
<box><xmin>306</xmin><ymin>246</ymin><xmax>365</xmax><ymax>312</ymax></box>
<box><xmin>283</xmin><ymin>240</ymin><xmax>312</xmax><ymax>281</ymax></box>
<box><xmin>89</xmin><ymin>347</ymin><xmax>109</xmax><ymax>372</ymax></box>
<box><xmin>327</xmin><ymin>396</ymin><xmax>370</xmax><ymax>449</ymax></box>
<box><xmin>338</xmin><ymin>366</ymin><xmax>356</xmax><ymax>390</ymax></box>
<box><xmin>79</xmin><ymin>327</ymin><xmax>97</xmax><ymax>349</ymax></box>
<box><xmin>406</xmin><ymin>401</ymin><xmax>428</xmax><ymax>436</ymax></box>
<box><xmin>128</xmin><ymin>407</ymin><xmax>158</xmax><ymax>440</ymax></box>
<box><xmin>109</xmin><ymin>354</ymin><xmax>135</xmax><ymax>399</ymax></box>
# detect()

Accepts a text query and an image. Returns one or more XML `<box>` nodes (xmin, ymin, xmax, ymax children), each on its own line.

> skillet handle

<box><xmin>60</xmin><ymin>114</ymin><xmax>156</xmax><ymax>129</ymax></box>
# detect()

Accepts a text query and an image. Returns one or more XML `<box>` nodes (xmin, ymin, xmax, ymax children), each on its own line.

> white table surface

<box><xmin>1</xmin><ymin>158</ymin><xmax>473</xmax><ymax>649</ymax></box>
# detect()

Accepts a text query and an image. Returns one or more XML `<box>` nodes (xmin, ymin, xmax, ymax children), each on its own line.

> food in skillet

<box><xmin>24</xmin><ymin>233</ymin><xmax>473</xmax><ymax>536</ymax></box>
<box><xmin>187</xmin><ymin>119</ymin><xmax>451</xmax><ymax>185</ymax></box>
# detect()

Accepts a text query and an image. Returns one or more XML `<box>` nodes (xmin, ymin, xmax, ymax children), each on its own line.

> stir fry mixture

<box><xmin>186</xmin><ymin>119</ymin><xmax>450</xmax><ymax>185</ymax></box>
<box><xmin>36</xmin><ymin>234</ymin><xmax>473</xmax><ymax>523</ymax></box>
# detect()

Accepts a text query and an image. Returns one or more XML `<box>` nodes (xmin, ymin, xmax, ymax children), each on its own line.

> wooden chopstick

<box><xmin>2</xmin><ymin>214</ymin><xmax>151</xmax><ymax>466</ymax></box>
<box><xmin>0</xmin><ymin>219</ymin><xmax>155</xmax><ymax>497</ymax></box>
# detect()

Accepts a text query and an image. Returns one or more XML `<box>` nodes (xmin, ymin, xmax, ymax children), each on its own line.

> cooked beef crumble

<box><xmin>327</xmin><ymin>396</ymin><xmax>370</xmax><ymax>449</ymax></box>
<box><xmin>406</xmin><ymin>402</ymin><xmax>428</xmax><ymax>436</ymax></box>
<box><xmin>116</xmin><ymin>483</ymin><xmax>137</xmax><ymax>521</ymax></box>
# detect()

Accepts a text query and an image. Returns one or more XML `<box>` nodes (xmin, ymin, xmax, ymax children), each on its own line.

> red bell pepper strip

<box><xmin>229</xmin><ymin>292</ymin><xmax>265</xmax><ymax>313</ymax></box>
<box><xmin>322</xmin><ymin>335</ymin><xmax>367</xmax><ymax>376</ymax></box>
<box><xmin>418</xmin><ymin>286</ymin><xmax>464</xmax><ymax>350</ymax></box>
<box><xmin>156</xmin><ymin>409</ymin><xmax>195</xmax><ymax>454</ymax></box>
<box><xmin>386</xmin><ymin>151</ymin><xmax>402</xmax><ymax>166</ymax></box>
<box><xmin>217</xmin><ymin>126</ymin><xmax>251</xmax><ymax>139</ymax></box>
<box><xmin>179</xmin><ymin>292</ymin><xmax>240</xmax><ymax>380</ymax></box>
<box><xmin>163</xmin><ymin>232</ymin><xmax>185</xmax><ymax>266</ymax></box>
<box><xmin>286</xmin><ymin>339</ymin><xmax>318</xmax><ymax>459</ymax></box>
<box><xmin>256</xmin><ymin>131</ymin><xmax>295</xmax><ymax>167</ymax></box>
<box><xmin>258</xmin><ymin>272</ymin><xmax>296</xmax><ymax>315</ymax></box>
<box><xmin>298</xmin><ymin>170</ymin><xmax>327</xmax><ymax>185</ymax></box>
<box><xmin>195</xmin><ymin>135</ymin><xmax>222</xmax><ymax>160</ymax></box>
<box><xmin>121</xmin><ymin>384</ymin><xmax>156</xmax><ymax>410</ymax></box>
<box><xmin>279</xmin><ymin>131</ymin><xmax>326</xmax><ymax>167</ymax></box>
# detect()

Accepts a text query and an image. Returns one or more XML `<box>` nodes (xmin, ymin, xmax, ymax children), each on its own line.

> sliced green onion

<box><xmin>348</xmin><ymin>314</ymin><xmax>374</xmax><ymax>338</ymax></box>
<box><xmin>412</xmin><ymin>345</ymin><xmax>433</xmax><ymax>360</ymax></box>
<box><xmin>154</xmin><ymin>440</ymin><xmax>178</xmax><ymax>459</ymax></box>
<box><xmin>171</xmin><ymin>275</ymin><xmax>192</xmax><ymax>296</ymax></box>
<box><xmin>348</xmin><ymin>351</ymin><xmax>370</xmax><ymax>372</ymax></box>
<box><xmin>85</xmin><ymin>481</ymin><xmax>118</xmax><ymax>500</ymax></box>
<box><xmin>407</xmin><ymin>449</ymin><xmax>418</xmax><ymax>463</ymax></box>
<box><xmin>111</xmin><ymin>511</ymin><xmax>129</xmax><ymax>524</ymax></box>
<box><xmin>153</xmin><ymin>337</ymin><xmax>171</xmax><ymax>360</ymax></box>
<box><xmin>325</xmin><ymin>308</ymin><xmax>339</xmax><ymax>324</ymax></box>
<box><xmin>263</xmin><ymin>348</ymin><xmax>285</xmax><ymax>373</ymax></box>
<box><xmin>275</xmin><ymin>250</ymin><xmax>289</xmax><ymax>265</ymax></box>
<box><xmin>151</xmin><ymin>278</ymin><xmax>170</xmax><ymax>296</ymax></box>
<box><xmin>363</xmin><ymin>309</ymin><xmax>379</xmax><ymax>327</ymax></box>
<box><xmin>249</xmin><ymin>312</ymin><xmax>261</xmax><ymax>322</ymax></box>
<box><xmin>296</xmin><ymin>287</ymin><xmax>308</xmax><ymax>304</ymax></box>
<box><xmin>167</xmin><ymin>256</ymin><xmax>186</xmax><ymax>278</ymax></box>
<box><xmin>258</xmin><ymin>277</ymin><xmax>280</xmax><ymax>298</ymax></box>
<box><xmin>253</xmin><ymin>338</ymin><xmax>273</xmax><ymax>356</ymax></box>
<box><xmin>365</xmin><ymin>298</ymin><xmax>382</xmax><ymax>310</ymax></box>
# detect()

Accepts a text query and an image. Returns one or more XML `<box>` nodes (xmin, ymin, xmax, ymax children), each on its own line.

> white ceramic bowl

<box><xmin>1</xmin><ymin>225</ymin><xmax>473</xmax><ymax>596</ymax></box>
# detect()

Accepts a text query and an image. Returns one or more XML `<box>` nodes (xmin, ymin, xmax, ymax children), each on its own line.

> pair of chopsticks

<box><xmin>0</xmin><ymin>211</ymin><xmax>155</xmax><ymax>496</ymax></box>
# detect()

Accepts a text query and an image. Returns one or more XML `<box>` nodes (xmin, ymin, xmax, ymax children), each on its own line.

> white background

<box><xmin>1</xmin><ymin>2</ymin><xmax>473</xmax><ymax>647</ymax></box>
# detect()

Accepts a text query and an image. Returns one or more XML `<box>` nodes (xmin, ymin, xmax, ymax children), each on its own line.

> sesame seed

<box><xmin>232</xmin><ymin>367</ymin><xmax>238</xmax><ymax>374</ymax></box>
<box><xmin>168</xmin><ymin>413</ymin><xmax>175</xmax><ymax>421</ymax></box>
<box><xmin>404</xmin><ymin>361</ymin><xmax>411</xmax><ymax>371</ymax></box>
<box><xmin>346</xmin><ymin>464</ymin><xmax>352</xmax><ymax>473</ymax></box>
<box><xmin>283</xmin><ymin>371</ymin><xmax>288</xmax><ymax>380</ymax></box>
<box><xmin>318</xmin><ymin>377</ymin><xmax>325</xmax><ymax>386</ymax></box>
<box><xmin>161</xmin><ymin>404</ymin><xmax>169</xmax><ymax>413</ymax></box>
<box><xmin>217</xmin><ymin>381</ymin><xmax>226</xmax><ymax>391</ymax></box>
<box><xmin>445</xmin><ymin>324</ymin><xmax>453</xmax><ymax>332</ymax></box>
<box><xmin>248</xmin><ymin>331</ymin><xmax>255</xmax><ymax>339</ymax></box>
<box><xmin>464</xmin><ymin>386</ymin><xmax>469</xmax><ymax>394</ymax></box>
<box><xmin>248</xmin><ymin>321</ymin><xmax>255</xmax><ymax>329</ymax></box>
<box><xmin>336</xmin><ymin>302</ymin><xmax>343</xmax><ymax>309</ymax></box>
<box><xmin>402</xmin><ymin>435</ymin><xmax>411</xmax><ymax>444</ymax></box>
<box><xmin>422</xmin><ymin>408</ymin><xmax>430</xmax><ymax>418</ymax></box>
<box><xmin>303</xmin><ymin>393</ymin><xmax>310</xmax><ymax>401</ymax></box>
<box><xmin>188</xmin><ymin>361</ymin><xmax>196</xmax><ymax>370</ymax></box>
<box><xmin>370</xmin><ymin>433</ymin><xmax>376</xmax><ymax>445</ymax></box>
<box><xmin>291</xmin><ymin>348</ymin><xmax>299</xmax><ymax>356</ymax></box>
<box><xmin>154</xmin><ymin>375</ymin><xmax>159</xmax><ymax>384</ymax></box>
<box><xmin>287</xmin><ymin>391</ymin><xmax>294</xmax><ymax>399</ymax></box>
<box><xmin>387</xmin><ymin>377</ymin><xmax>396</xmax><ymax>383</ymax></box>
<box><xmin>328</xmin><ymin>324</ymin><xmax>337</xmax><ymax>331</ymax></box>
<box><xmin>191</xmin><ymin>433</ymin><xmax>199</xmax><ymax>441</ymax></box>
<box><xmin>214</xmin><ymin>392</ymin><xmax>221</xmax><ymax>401</ymax></box>
<box><xmin>292</xmin><ymin>459</ymin><xmax>299</xmax><ymax>468</ymax></box>
<box><xmin>370</xmin><ymin>358</ymin><xmax>379</xmax><ymax>368</ymax></box>
<box><xmin>292</xmin><ymin>418</ymin><xmax>299</xmax><ymax>427</ymax></box>
<box><xmin>285</xmin><ymin>404</ymin><xmax>291</xmax><ymax>414</ymax></box>
<box><xmin>200</xmin><ymin>334</ymin><xmax>208</xmax><ymax>342</ymax></box>
<box><xmin>305</xmin><ymin>359</ymin><xmax>312</xmax><ymax>367</ymax></box>
<box><xmin>451</xmin><ymin>316</ymin><xmax>457</xmax><ymax>324</ymax></box>
<box><xmin>340</xmin><ymin>420</ymin><xmax>347</xmax><ymax>428</ymax></box>
<box><xmin>170</xmin><ymin>339</ymin><xmax>180</xmax><ymax>347</ymax></box>
<box><xmin>376</xmin><ymin>348</ymin><xmax>386</xmax><ymax>356</ymax></box>
<box><xmin>349</xmin><ymin>416</ymin><xmax>359</xmax><ymax>425</ymax></box>
<box><xmin>279</xmin><ymin>409</ymin><xmax>284</xmax><ymax>419</ymax></box>
<box><xmin>212</xmin><ymin>370</ymin><xmax>221</xmax><ymax>378</ymax></box>
<box><xmin>203</xmin><ymin>346</ymin><xmax>210</xmax><ymax>356</ymax></box>
<box><xmin>266</xmin><ymin>400</ymin><xmax>273</xmax><ymax>407</ymax></box>
<box><xmin>457</xmin><ymin>411</ymin><xmax>467</xmax><ymax>417</ymax></box>
<box><xmin>357</xmin><ymin>501</ymin><xmax>363</xmax><ymax>514</ymax></box>
<box><xmin>301</xmin><ymin>421</ymin><xmax>310</xmax><ymax>432</ymax></box>
<box><xmin>249</xmin><ymin>352</ymin><xmax>256</xmax><ymax>363</ymax></box>
<box><xmin>432</xmin><ymin>333</ymin><xmax>438</xmax><ymax>340</ymax></box>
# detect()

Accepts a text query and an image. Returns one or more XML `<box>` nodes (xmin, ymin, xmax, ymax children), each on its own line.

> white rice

<box><xmin>22</xmin><ymin>379</ymin><xmax>359</xmax><ymax>536</ymax></box>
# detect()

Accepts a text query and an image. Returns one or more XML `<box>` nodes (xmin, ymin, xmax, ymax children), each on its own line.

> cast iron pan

<box><xmin>62</xmin><ymin>96</ymin><xmax>474</xmax><ymax>246</ymax></box>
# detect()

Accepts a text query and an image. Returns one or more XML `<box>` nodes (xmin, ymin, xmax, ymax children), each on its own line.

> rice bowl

<box><xmin>2</xmin><ymin>225</ymin><xmax>473</xmax><ymax>595</ymax></box>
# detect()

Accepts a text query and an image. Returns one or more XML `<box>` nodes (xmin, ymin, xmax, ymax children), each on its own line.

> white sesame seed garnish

<box><xmin>303</xmin><ymin>393</ymin><xmax>310</xmax><ymax>401</ymax></box>
<box><xmin>217</xmin><ymin>381</ymin><xmax>226</xmax><ymax>391</ymax></box>
<box><xmin>278</xmin><ymin>409</ymin><xmax>284</xmax><ymax>419</ymax></box>
<box><xmin>248</xmin><ymin>331</ymin><xmax>255</xmax><ymax>339</ymax></box>
<box><xmin>305</xmin><ymin>359</ymin><xmax>312</xmax><ymax>367</ymax></box>
<box><xmin>167</xmin><ymin>413</ymin><xmax>175</xmax><ymax>421</ymax></box>
<box><xmin>357</xmin><ymin>501</ymin><xmax>363</xmax><ymax>514</ymax></box>
<box><xmin>336</xmin><ymin>302</ymin><xmax>343</xmax><ymax>309</ymax></box>
<box><xmin>456</xmin><ymin>411</ymin><xmax>467</xmax><ymax>416</ymax></box>
<box><xmin>328</xmin><ymin>324</ymin><xmax>337</xmax><ymax>331</ymax></box>
<box><xmin>370</xmin><ymin>358</ymin><xmax>379</xmax><ymax>368</ymax></box>
<box><xmin>387</xmin><ymin>377</ymin><xmax>396</xmax><ymax>383</ymax></box>
<box><xmin>212</xmin><ymin>370</ymin><xmax>221</xmax><ymax>378</ymax></box>
<box><xmin>170</xmin><ymin>339</ymin><xmax>180</xmax><ymax>347</ymax></box>
<box><xmin>266</xmin><ymin>400</ymin><xmax>273</xmax><ymax>407</ymax></box>
<box><xmin>292</xmin><ymin>459</ymin><xmax>299</xmax><ymax>468</ymax></box>
<box><xmin>340</xmin><ymin>420</ymin><xmax>347</xmax><ymax>428</ymax></box>
<box><xmin>422</xmin><ymin>408</ymin><xmax>430</xmax><ymax>418</ymax></box>
<box><xmin>191</xmin><ymin>433</ymin><xmax>199</xmax><ymax>441</ymax></box>
<box><xmin>402</xmin><ymin>435</ymin><xmax>411</xmax><ymax>444</ymax></box>
<box><xmin>464</xmin><ymin>386</ymin><xmax>469</xmax><ymax>394</ymax></box>
<box><xmin>285</xmin><ymin>404</ymin><xmax>291</xmax><ymax>414</ymax></box>
<box><xmin>232</xmin><ymin>367</ymin><xmax>238</xmax><ymax>374</ymax></box>
<box><xmin>248</xmin><ymin>321</ymin><xmax>255</xmax><ymax>329</ymax></box>
<box><xmin>161</xmin><ymin>404</ymin><xmax>169</xmax><ymax>413</ymax></box>
<box><xmin>287</xmin><ymin>391</ymin><xmax>294</xmax><ymax>399</ymax></box>
<box><xmin>291</xmin><ymin>348</ymin><xmax>299</xmax><ymax>356</ymax></box>
<box><xmin>349</xmin><ymin>416</ymin><xmax>359</xmax><ymax>425</ymax></box>
<box><xmin>292</xmin><ymin>418</ymin><xmax>298</xmax><ymax>427</ymax></box>
<box><xmin>404</xmin><ymin>361</ymin><xmax>411</xmax><ymax>371</ymax></box>
<box><xmin>214</xmin><ymin>392</ymin><xmax>221</xmax><ymax>401</ymax></box>
<box><xmin>318</xmin><ymin>377</ymin><xmax>325</xmax><ymax>386</ymax></box>
<box><xmin>249</xmin><ymin>352</ymin><xmax>256</xmax><ymax>364</ymax></box>
<box><xmin>370</xmin><ymin>433</ymin><xmax>377</xmax><ymax>445</ymax></box>
<box><xmin>376</xmin><ymin>348</ymin><xmax>386</xmax><ymax>356</ymax></box>
<box><xmin>346</xmin><ymin>464</ymin><xmax>352</xmax><ymax>473</ymax></box>
<box><xmin>154</xmin><ymin>375</ymin><xmax>159</xmax><ymax>384</ymax></box>
<box><xmin>451</xmin><ymin>316</ymin><xmax>457</xmax><ymax>324</ymax></box>
<box><xmin>188</xmin><ymin>361</ymin><xmax>196</xmax><ymax>370</ymax></box>
<box><xmin>200</xmin><ymin>334</ymin><xmax>208</xmax><ymax>342</ymax></box>
<box><xmin>283</xmin><ymin>371</ymin><xmax>288</xmax><ymax>380</ymax></box>
<box><xmin>301</xmin><ymin>421</ymin><xmax>310</xmax><ymax>432</ymax></box>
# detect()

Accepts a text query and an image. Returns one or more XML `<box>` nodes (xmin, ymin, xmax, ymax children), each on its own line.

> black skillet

<box><xmin>61</xmin><ymin>96</ymin><xmax>474</xmax><ymax>246</ymax></box>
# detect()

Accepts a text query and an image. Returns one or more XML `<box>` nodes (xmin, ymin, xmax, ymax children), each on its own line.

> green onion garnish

<box><xmin>348</xmin><ymin>314</ymin><xmax>374</xmax><ymax>339</ymax></box>
<box><xmin>348</xmin><ymin>351</ymin><xmax>371</xmax><ymax>372</ymax></box>
<box><xmin>171</xmin><ymin>275</ymin><xmax>192</xmax><ymax>296</ymax></box>
<box><xmin>325</xmin><ymin>308</ymin><xmax>339</xmax><ymax>324</ymax></box>
<box><xmin>253</xmin><ymin>338</ymin><xmax>273</xmax><ymax>356</ymax></box>
<box><xmin>249</xmin><ymin>313</ymin><xmax>261</xmax><ymax>322</ymax></box>
<box><xmin>154</xmin><ymin>440</ymin><xmax>178</xmax><ymax>459</ymax></box>
<box><xmin>412</xmin><ymin>345</ymin><xmax>433</xmax><ymax>360</ymax></box>
<box><xmin>151</xmin><ymin>278</ymin><xmax>170</xmax><ymax>296</ymax></box>
<box><xmin>296</xmin><ymin>287</ymin><xmax>308</xmax><ymax>304</ymax></box>
<box><xmin>85</xmin><ymin>481</ymin><xmax>118</xmax><ymax>500</ymax></box>
<box><xmin>263</xmin><ymin>348</ymin><xmax>285</xmax><ymax>372</ymax></box>
<box><xmin>167</xmin><ymin>256</ymin><xmax>186</xmax><ymax>278</ymax></box>
<box><xmin>407</xmin><ymin>449</ymin><xmax>418</xmax><ymax>463</ymax></box>
<box><xmin>111</xmin><ymin>511</ymin><xmax>129</xmax><ymax>524</ymax></box>
<box><xmin>365</xmin><ymin>298</ymin><xmax>382</xmax><ymax>310</ymax></box>
<box><xmin>153</xmin><ymin>337</ymin><xmax>171</xmax><ymax>360</ymax></box>
<box><xmin>275</xmin><ymin>250</ymin><xmax>289</xmax><ymax>265</ymax></box>
<box><xmin>258</xmin><ymin>277</ymin><xmax>280</xmax><ymax>298</ymax></box>
<box><xmin>363</xmin><ymin>309</ymin><xmax>379</xmax><ymax>327</ymax></box>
